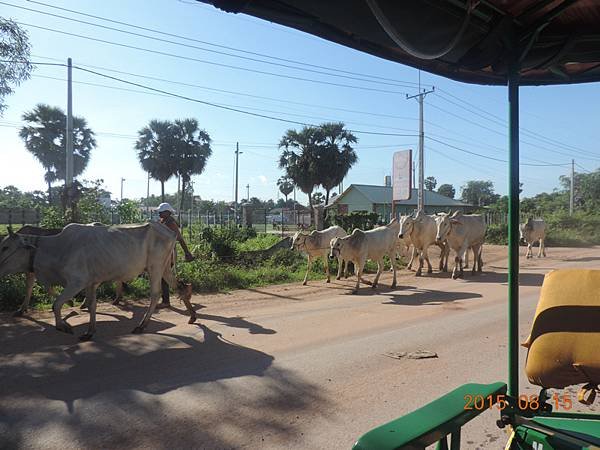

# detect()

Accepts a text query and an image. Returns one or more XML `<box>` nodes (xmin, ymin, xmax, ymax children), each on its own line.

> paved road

<box><xmin>1</xmin><ymin>245</ymin><xmax>599</xmax><ymax>449</ymax></box>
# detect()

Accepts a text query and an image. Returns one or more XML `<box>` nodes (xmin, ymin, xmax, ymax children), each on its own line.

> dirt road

<box><xmin>2</xmin><ymin>245</ymin><xmax>600</xmax><ymax>449</ymax></box>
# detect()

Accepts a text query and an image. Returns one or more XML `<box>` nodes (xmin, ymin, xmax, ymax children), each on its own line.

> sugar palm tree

<box><xmin>277</xmin><ymin>175</ymin><xmax>294</xmax><ymax>203</ymax></box>
<box><xmin>135</xmin><ymin>120</ymin><xmax>177</xmax><ymax>202</ymax></box>
<box><xmin>173</xmin><ymin>118</ymin><xmax>212</xmax><ymax>214</ymax></box>
<box><xmin>278</xmin><ymin>126</ymin><xmax>321</xmax><ymax>214</ymax></box>
<box><xmin>318</xmin><ymin>122</ymin><xmax>358</xmax><ymax>205</ymax></box>
<box><xmin>19</xmin><ymin>104</ymin><xmax>96</xmax><ymax>203</ymax></box>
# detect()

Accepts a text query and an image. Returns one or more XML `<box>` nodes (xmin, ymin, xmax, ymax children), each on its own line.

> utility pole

<box><xmin>412</xmin><ymin>161</ymin><xmax>416</xmax><ymax>189</ymax></box>
<box><xmin>234</xmin><ymin>143</ymin><xmax>242</xmax><ymax>225</ymax></box>
<box><xmin>146</xmin><ymin>171</ymin><xmax>150</xmax><ymax>220</ymax></box>
<box><xmin>246</xmin><ymin>183</ymin><xmax>250</xmax><ymax>201</ymax></box>
<box><xmin>407</xmin><ymin>86</ymin><xmax>434</xmax><ymax>212</ymax></box>
<box><xmin>570</xmin><ymin>159</ymin><xmax>575</xmax><ymax>216</ymax></box>
<box><xmin>66</xmin><ymin>58</ymin><xmax>73</xmax><ymax>189</ymax></box>
<box><xmin>65</xmin><ymin>57</ymin><xmax>74</xmax><ymax>217</ymax></box>
<box><xmin>120</xmin><ymin>177</ymin><xmax>125</xmax><ymax>202</ymax></box>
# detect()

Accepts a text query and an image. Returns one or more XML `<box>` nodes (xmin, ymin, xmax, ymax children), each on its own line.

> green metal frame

<box><xmin>352</xmin><ymin>51</ymin><xmax>600</xmax><ymax>450</ymax></box>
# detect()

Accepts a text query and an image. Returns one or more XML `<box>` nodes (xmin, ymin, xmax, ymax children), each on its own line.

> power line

<box><xmin>428</xmin><ymin>100</ymin><xmax>600</xmax><ymax>162</ymax></box>
<box><xmin>18</xmin><ymin>22</ymin><xmax>410</xmax><ymax>97</ymax></box>
<box><xmin>435</xmin><ymin>88</ymin><xmax>600</xmax><ymax>159</ymax></box>
<box><xmin>426</xmin><ymin>136</ymin><xmax>571</xmax><ymax>167</ymax></box>
<box><xmin>22</xmin><ymin>0</ymin><xmax>431</xmax><ymax>88</ymax></box>
<box><xmin>31</xmin><ymin>73</ymin><xmax>418</xmax><ymax>133</ymax></box>
<box><xmin>66</xmin><ymin>65</ymin><xmax>420</xmax><ymax>137</ymax></box>
<box><xmin>32</xmin><ymin>54</ymin><xmax>421</xmax><ymax>122</ymax></box>
<box><xmin>2</xmin><ymin>1</ymin><xmax>421</xmax><ymax>90</ymax></box>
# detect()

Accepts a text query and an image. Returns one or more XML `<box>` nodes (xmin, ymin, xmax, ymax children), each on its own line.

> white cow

<box><xmin>435</xmin><ymin>211</ymin><xmax>486</xmax><ymax>279</ymax></box>
<box><xmin>520</xmin><ymin>218</ymin><xmax>547</xmax><ymax>258</ymax></box>
<box><xmin>291</xmin><ymin>226</ymin><xmax>347</xmax><ymax>285</ymax></box>
<box><xmin>398</xmin><ymin>211</ymin><xmax>449</xmax><ymax>276</ymax></box>
<box><xmin>0</xmin><ymin>222</ymin><xmax>194</xmax><ymax>340</ymax></box>
<box><xmin>329</xmin><ymin>219</ymin><xmax>399</xmax><ymax>294</ymax></box>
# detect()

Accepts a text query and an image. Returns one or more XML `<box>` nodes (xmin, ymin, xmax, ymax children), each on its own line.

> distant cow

<box><xmin>0</xmin><ymin>222</ymin><xmax>195</xmax><ymax>340</ymax></box>
<box><xmin>520</xmin><ymin>218</ymin><xmax>547</xmax><ymax>258</ymax></box>
<box><xmin>291</xmin><ymin>226</ymin><xmax>347</xmax><ymax>285</ymax></box>
<box><xmin>329</xmin><ymin>219</ymin><xmax>399</xmax><ymax>294</ymax></box>
<box><xmin>435</xmin><ymin>211</ymin><xmax>486</xmax><ymax>279</ymax></box>
<box><xmin>399</xmin><ymin>211</ymin><xmax>449</xmax><ymax>276</ymax></box>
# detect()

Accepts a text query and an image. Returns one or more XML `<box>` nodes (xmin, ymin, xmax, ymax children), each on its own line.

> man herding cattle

<box><xmin>520</xmin><ymin>217</ymin><xmax>547</xmax><ymax>258</ymax></box>
<box><xmin>155</xmin><ymin>202</ymin><xmax>194</xmax><ymax>309</ymax></box>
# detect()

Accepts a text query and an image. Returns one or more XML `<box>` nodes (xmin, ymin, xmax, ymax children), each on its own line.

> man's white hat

<box><xmin>156</xmin><ymin>202</ymin><xmax>176</xmax><ymax>214</ymax></box>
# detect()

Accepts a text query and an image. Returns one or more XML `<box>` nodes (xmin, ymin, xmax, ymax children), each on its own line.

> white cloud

<box><xmin>259</xmin><ymin>175</ymin><xmax>268</xmax><ymax>185</ymax></box>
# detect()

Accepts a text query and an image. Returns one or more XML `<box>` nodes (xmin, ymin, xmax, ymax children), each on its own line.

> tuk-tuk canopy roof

<box><xmin>198</xmin><ymin>0</ymin><xmax>600</xmax><ymax>86</ymax></box>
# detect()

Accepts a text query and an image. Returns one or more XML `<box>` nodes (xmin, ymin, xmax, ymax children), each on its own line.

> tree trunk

<box><xmin>307</xmin><ymin>189</ymin><xmax>314</xmax><ymax>226</ymax></box>
<box><xmin>161</xmin><ymin>181</ymin><xmax>165</xmax><ymax>202</ymax></box>
<box><xmin>179</xmin><ymin>179</ymin><xmax>186</xmax><ymax>224</ymax></box>
<box><xmin>47</xmin><ymin>179</ymin><xmax>52</xmax><ymax>204</ymax></box>
<box><xmin>325</xmin><ymin>188</ymin><xmax>331</xmax><ymax>206</ymax></box>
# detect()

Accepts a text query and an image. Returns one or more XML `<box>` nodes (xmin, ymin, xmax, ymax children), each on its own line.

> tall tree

<box><xmin>1</xmin><ymin>18</ymin><xmax>33</xmax><ymax>115</ymax></box>
<box><xmin>437</xmin><ymin>183</ymin><xmax>455</xmax><ymax>199</ymax></box>
<box><xmin>135</xmin><ymin>120</ymin><xmax>177</xmax><ymax>202</ymax></box>
<box><xmin>279</xmin><ymin>126</ymin><xmax>321</xmax><ymax>214</ymax></box>
<box><xmin>19</xmin><ymin>104</ymin><xmax>96</xmax><ymax>202</ymax></box>
<box><xmin>318</xmin><ymin>122</ymin><xmax>358</xmax><ymax>204</ymax></box>
<box><xmin>460</xmin><ymin>180</ymin><xmax>499</xmax><ymax>206</ymax></box>
<box><xmin>277</xmin><ymin>175</ymin><xmax>294</xmax><ymax>202</ymax></box>
<box><xmin>424</xmin><ymin>176</ymin><xmax>437</xmax><ymax>191</ymax></box>
<box><xmin>173</xmin><ymin>118</ymin><xmax>212</xmax><ymax>214</ymax></box>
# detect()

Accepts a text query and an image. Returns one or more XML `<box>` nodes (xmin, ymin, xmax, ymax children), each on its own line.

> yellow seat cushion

<box><xmin>524</xmin><ymin>269</ymin><xmax>600</xmax><ymax>388</ymax></box>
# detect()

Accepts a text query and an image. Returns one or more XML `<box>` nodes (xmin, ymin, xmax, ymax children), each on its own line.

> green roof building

<box><xmin>327</xmin><ymin>184</ymin><xmax>473</xmax><ymax>220</ymax></box>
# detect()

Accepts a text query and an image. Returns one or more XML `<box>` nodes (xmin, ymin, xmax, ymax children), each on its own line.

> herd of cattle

<box><xmin>0</xmin><ymin>212</ymin><xmax>546</xmax><ymax>341</ymax></box>
<box><xmin>292</xmin><ymin>211</ymin><xmax>547</xmax><ymax>293</ymax></box>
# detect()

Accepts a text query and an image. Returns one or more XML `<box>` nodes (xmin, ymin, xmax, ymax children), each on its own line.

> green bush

<box><xmin>486</xmin><ymin>224</ymin><xmax>508</xmax><ymax>245</ymax></box>
<box><xmin>328</xmin><ymin>211</ymin><xmax>379</xmax><ymax>232</ymax></box>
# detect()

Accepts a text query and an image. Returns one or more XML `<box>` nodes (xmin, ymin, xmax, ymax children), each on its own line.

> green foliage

<box><xmin>117</xmin><ymin>199</ymin><xmax>142</xmax><ymax>224</ymax></box>
<box><xmin>461</xmin><ymin>180</ymin><xmax>500</xmax><ymax>206</ymax></box>
<box><xmin>279</xmin><ymin>122</ymin><xmax>358</xmax><ymax>208</ymax></box>
<box><xmin>329</xmin><ymin>211</ymin><xmax>379</xmax><ymax>231</ymax></box>
<box><xmin>437</xmin><ymin>183</ymin><xmax>455</xmax><ymax>199</ymax></box>
<box><xmin>236</xmin><ymin>233</ymin><xmax>280</xmax><ymax>252</ymax></box>
<box><xmin>277</xmin><ymin>175</ymin><xmax>294</xmax><ymax>199</ymax></box>
<box><xmin>0</xmin><ymin>274</ymin><xmax>53</xmax><ymax>311</ymax></box>
<box><xmin>485</xmin><ymin>224</ymin><xmax>508</xmax><ymax>245</ymax></box>
<box><xmin>19</xmin><ymin>104</ymin><xmax>96</xmax><ymax>199</ymax></box>
<box><xmin>0</xmin><ymin>18</ymin><xmax>33</xmax><ymax>115</ymax></box>
<box><xmin>0</xmin><ymin>185</ymin><xmax>46</xmax><ymax>208</ymax></box>
<box><xmin>424</xmin><ymin>176</ymin><xmax>437</xmax><ymax>191</ymax></box>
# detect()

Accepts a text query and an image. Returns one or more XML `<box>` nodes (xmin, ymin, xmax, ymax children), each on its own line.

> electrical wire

<box><xmin>22</xmin><ymin>0</ymin><xmax>432</xmax><ymax>87</ymax></box>
<box><xmin>17</xmin><ymin>22</ymin><xmax>411</xmax><ymax>96</ymax></box>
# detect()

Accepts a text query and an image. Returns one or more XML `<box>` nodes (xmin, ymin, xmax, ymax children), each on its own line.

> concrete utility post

<box><xmin>120</xmin><ymin>177</ymin><xmax>125</xmax><ymax>201</ymax></box>
<box><xmin>246</xmin><ymin>183</ymin><xmax>250</xmax><ymax>201</ymax></box>
<box><xmin>66</xmin><ymin>57</ymin><xmax>73</xmax><ymax>189</ymax></box>
<box><xmin>407</xmin><ymin>86</ymin><xmax>434</xmax><ymax>212</ymax></box>
<box><xmin>234</xmin><ymin>143</ymin><xmax>242</xmax><ymax>225</ymax></box>
<box><xmin>570</xmin><ymin>159</ymin><xmax>574</xmax><ymax>216</ymax></box>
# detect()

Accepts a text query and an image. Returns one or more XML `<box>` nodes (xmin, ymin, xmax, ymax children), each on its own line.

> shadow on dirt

<box><xmin>384</xmin><ymin>289</ymin><xmax>483</xmax><ymax>306</ymax></box>
<box><xmin>465</xmin><ymin>272</ymin><xmax>545</xmax><ymax>286</ymax></box>
<box><xmin>0</xmin><ymin>306</ymin><xmax>328</xmax><ymax>449</ymax></box>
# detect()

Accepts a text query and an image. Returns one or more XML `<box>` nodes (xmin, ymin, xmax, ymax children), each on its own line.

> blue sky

<box><xmin>1</xmin><ymin>0</ymin><xmax>599</xmax><ymax>205</ymax></box>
